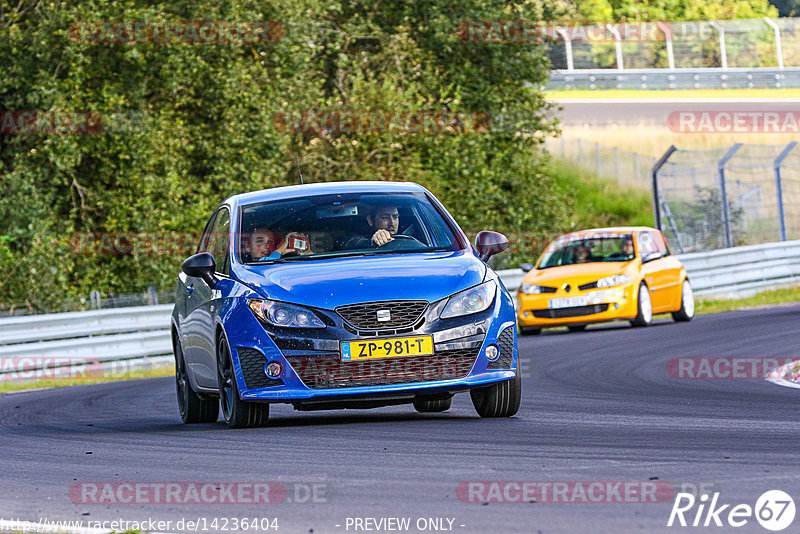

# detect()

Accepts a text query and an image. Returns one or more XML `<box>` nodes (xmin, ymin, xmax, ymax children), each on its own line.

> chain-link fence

<box><xmin>545</xmin><ymin>17</ymin><xmax>800</xmax><ymax>71</ymax></box>
<box><xmin>653</xmin><ymin>142</ymin><xmax>800</xmax><ymax>252</ymax></box>
<box><xmin>545</xmin><ymin>136</ymin><xmax>657</xmax><ymax>189</ymax></box>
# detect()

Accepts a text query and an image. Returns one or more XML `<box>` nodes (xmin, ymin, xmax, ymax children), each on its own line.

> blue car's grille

<box><xmin>335</xmin><ymin>300</ymin><xmax>428</xmax><ymax>330</ymax></box>
<box><xmin>487</xmin><ymin>326</ymin><xmax>515</xmax><ymax>370</ymax></box>
<box><xmin>286</xmin><ymin>348</ymin><xmax>478</xmax><ymax>389</ymax></box>
<box><xmin>236</xmin><ymin>347</ymin><xmax>283</xmax><ymax>389</ymax></box>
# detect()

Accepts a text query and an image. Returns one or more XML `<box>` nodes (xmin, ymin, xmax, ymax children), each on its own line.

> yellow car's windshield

<box><xmin>539</xmin><ymin>234</ymin><xmax>635</xmax><ymax>268</ymax></box>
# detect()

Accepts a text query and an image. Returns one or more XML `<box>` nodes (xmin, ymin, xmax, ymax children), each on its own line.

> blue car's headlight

<box><xmin>440</xmin><ymin>281</ymin><xmax>497</xmax><ymax>319</ymax></box>
<box><xmin>247</xmin><ymin>298</ymin><xmax>326</xmax><ymax>328</ymax></box>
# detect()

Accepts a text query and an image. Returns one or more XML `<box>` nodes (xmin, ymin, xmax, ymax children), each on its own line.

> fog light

<box><xmin>265</xmin><ymin>362</ymin><xmax>283</xmax><ymax>377</ymax></box>
<box><xmin>523</xmin><ymin>311</ymin><xmax>530</xmax><ymax>318</ymax></box>
<box><xmin>485</xmin><ymin>345</ymin><xmax>500</xmax><ymax>361</ymax></box>
<box><xmin>614</xmin><ymin>303</ymin><xmax>620</xmax><ymax>309</ymax></box>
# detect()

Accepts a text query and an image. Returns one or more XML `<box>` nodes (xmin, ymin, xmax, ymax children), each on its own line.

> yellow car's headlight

<box><xmin>520</xmin><ymin>283</ymin><xmax>551</xmax><ymax>294</ymax></box>
<box><xmin>596</xmin><ymin>274</ymin><xmax>631</xmax><ymax>288</ymax></box>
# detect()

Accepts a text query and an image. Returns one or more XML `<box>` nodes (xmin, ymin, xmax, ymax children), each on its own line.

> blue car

<box><xmin>171</xmin><ymin>181</ymin><xmax>520</xmax><ymax>428</ymax></box>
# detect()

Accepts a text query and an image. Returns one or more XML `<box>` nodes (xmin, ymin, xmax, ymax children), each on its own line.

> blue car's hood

<box><xmin>233</xmin><ymin>251</ymin><xmax>486</xmax><ymax>309</ymax></box>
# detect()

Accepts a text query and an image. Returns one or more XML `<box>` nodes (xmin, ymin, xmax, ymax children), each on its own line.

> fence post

<box><xmin>709</xmin><ymin>21</ymin><xmax>728</xmax><ymax>70</ymax></box>
<box><xmin>577</xmin><ymin>138</ymin><xmax>583</xmax><ymax>164</ymax></box>
<box><xmin>146</xmin><ymin>286</ymin><xmax>159</xmax><ymax>306</ymax></box>
<box><xmin>656</xmin><ymin>22</ymin><xmax>675</xmax><ymax>69</ymax></box>
<box><xmin>90</xmin><ymin>290</ymin><xmax>101</xmax><ymax>310</ymax></box>
<box><xmin>718</xmin><ymin>143</ymin><xmax>742</xmax><ymax>248</ymax></box>
<box><xmin>555</xmin><ymin>27</ymin><xmax>574</xmax><ymax>72</ymax></box>
<box><xmin>651</xmin><ymin>145</ymin><xmax>678</xmax><ymax>231</ymax></box>
<box><xmin>606</xmin><ymin>24</ymin><xmax>624</xmax><ymax>70</ymax></box>
<box><xmin>764</xmin><ymin>18</ymin><xmax>784</xmax><ymax>69</ymax></box>
<box><xmin>595</xmin><ymin>142</ymin><xmax>601</xmax><ymax>176</ymax></box>
<box><xmin>561</xmin><ymin>136</ymin><xmax>565</xmax><ymax>156</ymax></box>
<box><xmin>614</xmin><ymin>147</ymin><xmax>621</xmax><ymax>183</ymax></box>
<box><xmin>774</xmin><ymin>141</ymin><xmax>798</xmax><ymax>241</ymax></box>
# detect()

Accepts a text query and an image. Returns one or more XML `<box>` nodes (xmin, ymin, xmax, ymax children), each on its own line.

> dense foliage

<box><xmin>0</xmin><ymin>0</ymin><xmax>786</xmax><ymax>311</ymax></box>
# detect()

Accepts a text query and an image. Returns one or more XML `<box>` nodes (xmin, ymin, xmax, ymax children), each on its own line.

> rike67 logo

<box><xmin>668</xmin><ymin>490</ymin><xmax>796</xmax><ymax>531</ymax></box>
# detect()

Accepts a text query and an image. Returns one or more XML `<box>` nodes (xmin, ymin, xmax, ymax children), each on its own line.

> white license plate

<box><xmin>549</xmin><ymin>296</ymin><xmax>587</xmax><ymax>309</ymax></box>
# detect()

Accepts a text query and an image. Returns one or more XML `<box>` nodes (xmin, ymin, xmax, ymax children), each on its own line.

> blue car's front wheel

<box><xmin>175</xmin><ymin>335</ymin><xmax>218</xmax><ymax>424</ymax></box>
<box><xmin>217</xmin><ymin>336</ymin><xmax>269</xmax><ymax>429</ymax></box>
<box><xmin>470</xmin><ymin>363</ymin><xmax>522</xmax><ymax>418</ymax></box>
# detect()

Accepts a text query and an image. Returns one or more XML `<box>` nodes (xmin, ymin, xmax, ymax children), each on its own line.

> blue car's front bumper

<box><xmin>222</xmin><ymin>286</ymin><xmax>518</xmax><ymax>406</ymax></box>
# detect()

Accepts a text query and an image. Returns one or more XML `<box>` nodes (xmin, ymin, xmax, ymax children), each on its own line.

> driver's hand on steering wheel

<box><xmin>371</xmin><ymin>229</ymin><xmax>394</xmax><ymax>247</ymax></box>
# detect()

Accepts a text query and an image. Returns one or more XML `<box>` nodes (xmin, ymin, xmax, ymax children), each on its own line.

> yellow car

<box><xmin>516</xmin><ymin>227</ymin><xmax>694</xmax><ymax>335</ymax></box>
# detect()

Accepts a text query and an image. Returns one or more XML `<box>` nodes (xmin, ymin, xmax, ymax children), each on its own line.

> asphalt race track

<box><xmin>553</xmin><ymin>98</ymin><xmax>800</xmax><ymax>127</ymax></box>
<box><xmin>2</xmin><ymin>304</ymin><xmax>799</xmax><ymax>533</ymax></box>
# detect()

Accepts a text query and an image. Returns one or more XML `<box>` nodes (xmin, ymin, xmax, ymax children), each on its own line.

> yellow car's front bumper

<box><xmin>516</xmin><ymin>283</ymin><xmax>639</xmax><ymax>327</ymax></box>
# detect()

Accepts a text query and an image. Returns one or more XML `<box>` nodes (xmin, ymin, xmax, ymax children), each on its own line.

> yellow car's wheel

<box><xmin>672</xmin><ymin>279</ymin><xmax>695</xmax><ymax>322</ymax></box>
<box><xmin>630</xmin><ymin>282</ymin><xmax>653</xmax><ymax>327</ymax></box>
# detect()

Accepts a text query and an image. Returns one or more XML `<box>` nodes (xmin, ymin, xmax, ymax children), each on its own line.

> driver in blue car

<box><xmin>344</xmin><ymin>203</ymin><xmax>399</xmax><ymax>249</ymax></box>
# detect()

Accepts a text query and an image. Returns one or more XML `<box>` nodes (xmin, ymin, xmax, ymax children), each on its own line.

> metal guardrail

<box><xmin>1</xmin><ymin>241</ymin><xmax>797</xmax><ymax>382</ymax></box>
<box><xmin>548</xmin><ymin>67</ymin><xmax>800</xmax><ymax>90</ymax></box>
<box><xmin>499</xmin><ymin>239</ymin><xmax>800</xmax><ymax>298</ymax></box>
<box><xmin>676</xmin><ymin>239</ymin><xmax>800</xmax><ymax>297</ymax></box>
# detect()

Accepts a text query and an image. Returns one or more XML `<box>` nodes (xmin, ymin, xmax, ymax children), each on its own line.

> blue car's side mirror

<box><xmin>475</xmin><ymin>231</ymin><xmax>509</xmax><ymax>262</ymax></box>
<box><xmin>182</xmin><ymin>252</ymin><xmax>218</xmax><ymax>288</ymax></box>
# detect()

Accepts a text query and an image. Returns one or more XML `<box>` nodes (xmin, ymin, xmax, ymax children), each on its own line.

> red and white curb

<box><xmin>766</xmin><ymin>359</ymin><xmax>800</xmax><ymax>390</ymax></box>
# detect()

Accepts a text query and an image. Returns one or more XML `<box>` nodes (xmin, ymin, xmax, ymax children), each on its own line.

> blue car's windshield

<box><xmin>238</xmin><ymin>192</ymin><xmax>461</xmax><ymax>263</ymax></box>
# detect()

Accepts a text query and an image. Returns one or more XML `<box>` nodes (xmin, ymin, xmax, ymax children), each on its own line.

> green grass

<box><xmin>547</xmin><ymin>88</ymin><xmax>800</xmax><ymax>100</ymax></box>
<box><xmin>0</xmin><ymin>365</ymin><xmax>173</xmax><ymax>394</ymax></box>
<box><xmin>550</xmin><ymin>158</ymin><xmax>654</xmax><ymax>229</ymax></box>
<box><xmin>695</xmin><ymin>284</ymin><xmax>800</xmax><ymax>315</ymax></box>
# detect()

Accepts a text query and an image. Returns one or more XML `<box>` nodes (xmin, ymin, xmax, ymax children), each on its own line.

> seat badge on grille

<box><xmin>376</xmin><ymin>309</ymin><xmax>391</xmax><ymax>322</ymax></box>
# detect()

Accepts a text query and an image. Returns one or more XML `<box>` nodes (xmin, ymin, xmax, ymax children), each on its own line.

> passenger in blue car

<box><xmin>243</xmin><ymin>229</ymin><xmax>313</xmax><ymax>262</ymax></box>
<box><xmin>344</xmin><ymin>203</ymin><xmax>400</xmax><ymax>249</ymax></box>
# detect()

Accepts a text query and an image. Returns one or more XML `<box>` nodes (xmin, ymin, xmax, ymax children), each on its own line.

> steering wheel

<box><xmin>376</xmin><ymin>234</ymin><xmax>426</xmax><ymax>251</ymax></box>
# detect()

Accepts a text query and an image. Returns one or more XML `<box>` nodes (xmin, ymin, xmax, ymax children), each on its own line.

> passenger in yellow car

<box><xmin>573</xmin><ymin>244</ymin><xmax>591</xmax><ymax>264</ymax></box>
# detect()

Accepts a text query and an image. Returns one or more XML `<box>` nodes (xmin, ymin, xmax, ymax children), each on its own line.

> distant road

<box><xmin>552</xmin><ymin>98</ymin><xmax>800</xmax><ymax>127</ymax></box>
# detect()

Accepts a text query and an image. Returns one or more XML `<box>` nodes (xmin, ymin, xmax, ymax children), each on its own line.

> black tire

<box><xmin>519</xmin><ymin>326</ymin><xmax>541</xmax><ymax>336</ymax></box>
<box><xmin>413</xmin><ymin>397</ymin><xmax>452</xmax><ymax>413</ymax></box>
<box><xmin>174</xmin><ymin>335</ymin><xmax>218</xmax><ymax>424</ymax></box>
<box><xmin>630</xmin><ymin>282</ymin><xmax>653</xmax><ymax>327</ymax></box>
<box><xmin>567</xmin><ymin>325</ymin><xmax>587</xmax><ymax>332</ymax></box>
<box><xmin>672</xmin><ymin>279</ymin><xmax>695</xmax><ymax>322</ymax></box>
<box><xmin>217</xmin><ymin>336</ymin><xmax>269</xmax><ymax>429</ymax></box>
<box><xmin>470</xmin><ymin>362</ymin><xmax>522</xmax><ymax>418</ymax></box>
